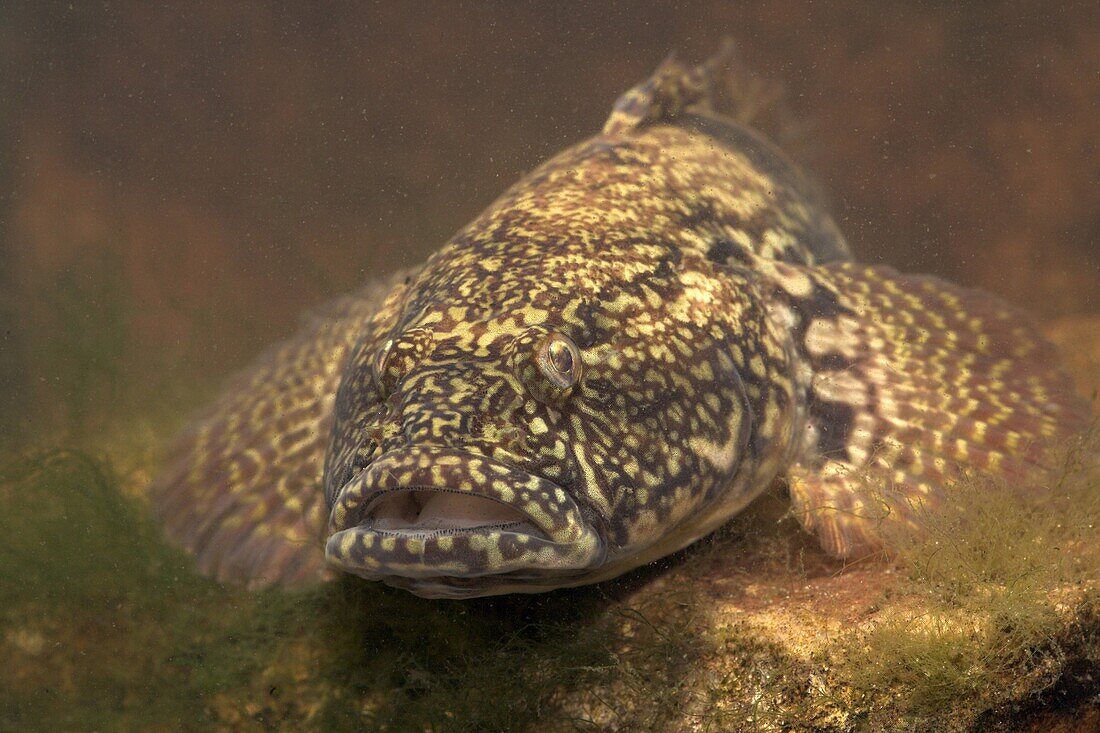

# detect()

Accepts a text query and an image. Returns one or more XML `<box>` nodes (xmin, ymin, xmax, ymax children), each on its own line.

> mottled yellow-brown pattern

<box><xmin>777</xmin><ymin>263</ymin><xmax>1087</xmax><ymax>556</ymax></box>
<box><xmin>151</xmin><ymin>269</ymin><xmax>412</xmax><ymax>588</ymax></box>
<box><xmin>149</xmin><ymin>48</ymin><xmax>1090</xmax><ymax>598</ymax></box>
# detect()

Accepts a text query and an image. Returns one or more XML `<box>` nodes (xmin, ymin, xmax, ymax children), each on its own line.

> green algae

<box><xmin>2</xmin><ymin>432</ymin><xmax>1097</xmax><ymax>731</ymax></box>
<box><xmin>0</xmin><ymin>450</ymin><xmax>221</xmax><ymax>730</ymax></box>
<box><xmin>5</xmin><ymin>440</ymin><xmax>1098</xmax><ymax>732</ymax></box>
<box><xmin>0</xmin><ymin>449</ymin><xmax>727</xmax><ymax>732</ymax></box>
<box><xmin>837</xmin><ymin>429</ymin><xmax>1100</xmax><ymax>729</ymax></box>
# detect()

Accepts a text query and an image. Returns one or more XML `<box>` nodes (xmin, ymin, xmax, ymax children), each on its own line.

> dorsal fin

<box><xmin>603</xmin><ymin>39</ymin><xmax>771</xmax><ymax>136</ymax></box>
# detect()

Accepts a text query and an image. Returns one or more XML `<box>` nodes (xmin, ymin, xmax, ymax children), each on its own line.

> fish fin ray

<box><xmin>779</xmin><ymin>262</ymin><xmax>1091</xmax><ymax>557</ymax></box>
<box><xmin>602</xmin><ymin>38</ymin><xmax>783</xmax><ymax>136</ymax></box>
<box><xmin>148</xmin><ymin>269</ymin><xmax>411</xmax><ymax>587</ymax></box>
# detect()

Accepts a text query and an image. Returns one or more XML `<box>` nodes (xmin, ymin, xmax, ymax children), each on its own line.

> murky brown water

<box><xmin>3</xmin><ymin>1</ymin><xmax>1099</xmax><ymax>442</ymax></box>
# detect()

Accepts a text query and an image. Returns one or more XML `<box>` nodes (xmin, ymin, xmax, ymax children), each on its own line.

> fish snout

<box><xmin>324</xmin><ymin>447</ymin><xmax>604</xmax><ymax>596</ymax></box>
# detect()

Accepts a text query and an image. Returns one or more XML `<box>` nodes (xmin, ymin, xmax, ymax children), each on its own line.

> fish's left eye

<box><xmin>537</xmin><ymin>334</ymin><xmax>581</xmax><ymax>388</ymax></box>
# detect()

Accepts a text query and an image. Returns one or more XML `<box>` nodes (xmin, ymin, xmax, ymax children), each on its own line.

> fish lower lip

<box><xmin>325</xmin><ymin>447</ymin><xmax>604</xmax><ymax>578</ymax></box>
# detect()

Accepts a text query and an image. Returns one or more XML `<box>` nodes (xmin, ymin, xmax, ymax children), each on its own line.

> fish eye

<box><xmin>537</xmin><ymin>334</ymin><xmax>581</xmax><ymax>388</ymax></box>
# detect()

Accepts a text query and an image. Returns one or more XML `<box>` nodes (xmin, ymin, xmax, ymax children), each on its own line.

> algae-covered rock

<box><xmin>3</xmin><ymin>417</ymin><xmax>1098</xmax><ymax>731</ymax></box>
<box><xmin>1</xmin><ymin>322</ymin><xmax>1097</xmax><ymax>732</ymax></box>
<box><xmin>545</xmin><ymin>460</ymin><xmax>1100</xmax><ymax>732</ymax></box>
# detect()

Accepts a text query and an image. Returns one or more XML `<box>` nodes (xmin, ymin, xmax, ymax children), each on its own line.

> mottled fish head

<box><xmin>321</xmin><ymin>136</ymin><xmax>802</xmax><ymax>598</ymax></box>
<box><xmin>320</xmin><ymin>266</ymin><xmax>797</xmax><ymax>598</ymax></box>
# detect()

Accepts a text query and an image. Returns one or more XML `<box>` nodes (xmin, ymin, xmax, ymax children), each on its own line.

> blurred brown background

<box><xmin>2</xmin><ymin>1</ymin><xmax>1098</xmax><ymax>442</ymax></box>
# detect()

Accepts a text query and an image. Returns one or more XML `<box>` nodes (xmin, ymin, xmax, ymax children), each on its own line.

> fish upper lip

<box><xmin>327</xmin><ymin>447</ymin><xmax>592</xmax><ymax>546</ymax></box>
<box><xmin>325</xmin><ymin>446</ymin><xmax>605</xmax><ymax>581</ymax></box>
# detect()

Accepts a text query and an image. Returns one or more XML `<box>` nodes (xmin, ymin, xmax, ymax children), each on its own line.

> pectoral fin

<box><xmin>773</xmin><ymin>262</ymin><xmax>1091</xmax><ymax>557</ymax></box>
<box><xmin>149</xmin><ymin>270</ymin><xmax>410</xmax><ymax>588</ymax></box>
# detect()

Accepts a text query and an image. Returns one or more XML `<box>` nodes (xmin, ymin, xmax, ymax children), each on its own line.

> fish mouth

<box><xmin>325</xmin><ymin>447</ymin><xmax>604</xmax><ymax>588</ymax></box>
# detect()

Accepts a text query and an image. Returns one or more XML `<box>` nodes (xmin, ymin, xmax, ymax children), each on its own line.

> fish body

<box><xmin>151</xmin><ymin>49</ymin><xmax>1090</xmax><ymax>598</ymax></box>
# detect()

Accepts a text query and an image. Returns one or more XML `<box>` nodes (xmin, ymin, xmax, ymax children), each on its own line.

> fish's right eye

<box><xmin>537</xmin><ymin>333</ymin><xmax>582</xmax><ymax>389</ymax></box>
